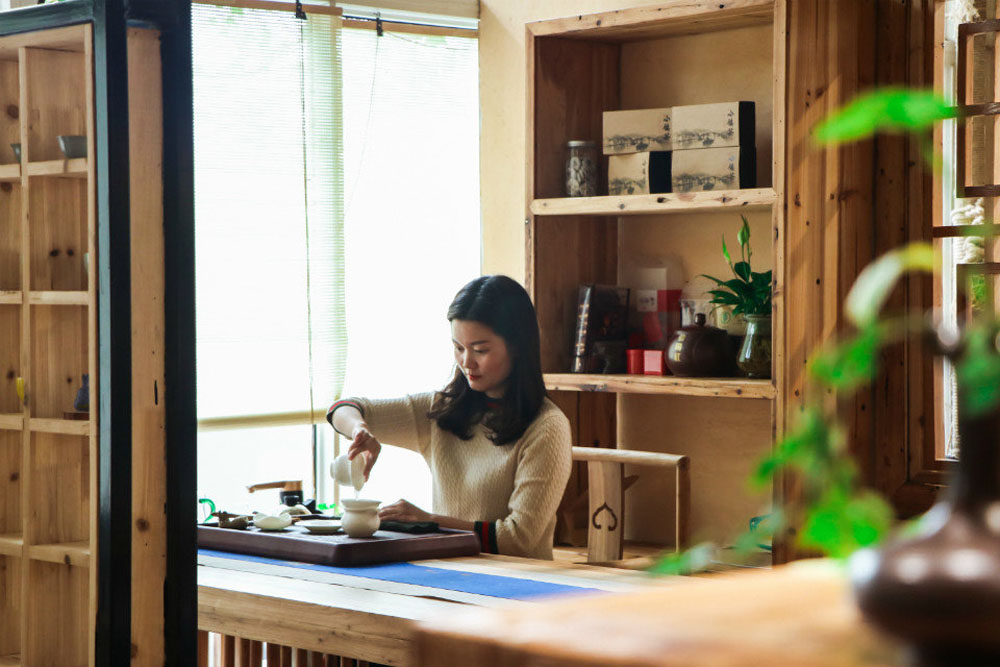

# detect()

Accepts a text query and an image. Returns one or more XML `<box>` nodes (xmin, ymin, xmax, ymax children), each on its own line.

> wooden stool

<box><xmin>571</xmin><ymin>446</ymin><xmax>690</xmax><ymax>564</ymax></box>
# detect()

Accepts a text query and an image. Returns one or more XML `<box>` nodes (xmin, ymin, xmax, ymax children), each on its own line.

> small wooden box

<box><xmin>671</xmin><ymin>145</ymin><xmax>756</xmax><ymax>193</ymax></box>
<box><xmin>671</xmin><ymin>101</ymin><xmax>755</xmax><ymax>151</ymax></box>
<box><xmin>602</xmin><ymin>107</ymin><xmax>671</xmax><ymax>155</ymax></box>
<box><xmin>608</xmin><ymin>151</ymin><xmax>671</xmax><ymax>195</ymax></box>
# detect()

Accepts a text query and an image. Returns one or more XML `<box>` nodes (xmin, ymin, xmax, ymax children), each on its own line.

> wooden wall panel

<box><xmin>781</xmin><ymin>0</ymin><xmax>877</xmax><ymax>561</ymax></box>
<box><xmin>128</xmin><ymin>27</ymin><xmax>167</xmax><ymax>667</ymax></box>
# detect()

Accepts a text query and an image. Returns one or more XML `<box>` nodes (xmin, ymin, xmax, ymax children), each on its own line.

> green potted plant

<box><xmin>702</xmin><ymin>215</ymin><xmax>773</xmax><ymax>378</ymax></box>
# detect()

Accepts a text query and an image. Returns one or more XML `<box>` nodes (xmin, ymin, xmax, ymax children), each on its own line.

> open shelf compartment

<box><xmin>24</xmin><ymin>559</ymin><xmax>88</xmax><ymax>666</ymax></box>
<box><xmin>27</xmin><ymin>176</ymin><xmax>89</xmax><ymax>292</ymax></box>
<box><xmin>0</xmin><ymin>307</ymin><xmax>20</xmax><ymax>416</ymax></box>
<box><xmin>0</xmin><ymin>431</ymin><xmax>21</xmax><ymax>552</ymax></box>
<box><xmin>26</xmin><ymin>432</ymin><xmax>89</xmax><ymax>551</ymax></box>
<box><xmin>29</xmin><ymin>305</ymin><xmax>88</xmax><ymax>421</ymax></box>
<box><xmin>0</xmin><ymin>555</ymin><xmax>21</xmax><ymax>661</ymax></box>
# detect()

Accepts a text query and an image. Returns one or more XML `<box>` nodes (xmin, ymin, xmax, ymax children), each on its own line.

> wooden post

<box><xmin>587</xmin><ymin>460</ymin><xmax>624</xmax><ymax>562</ymax></box>
<box><xmin>675</xmin><ymin>456</ymin><xmax>690</xmax><ymax>550</ymax></box>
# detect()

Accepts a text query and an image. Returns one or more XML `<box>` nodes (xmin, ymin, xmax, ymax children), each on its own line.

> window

<box><xmin>937</xmin><ymin>1</ymin><xmax>1000</xmax><ymax>462</ymax></box>
<box><xmin>193</xmin><ymin>1</ymin><xmax>480</xmax><ymax>517</ymax></box>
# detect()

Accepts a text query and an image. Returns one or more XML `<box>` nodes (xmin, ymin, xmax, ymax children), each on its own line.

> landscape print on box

<box><xmin>603</xmin><ymin>108</ymin><xmax>671</xmax><ymax>155</ymax></box>
<box><xmin>671</xmin><ymin>101</ymin><xmax>755</xmax><ymax>150</ymax></box>
<box><xmin>609</xmin><ymin>152</ymin><xmax>670</xmax><ymax>195</ymax></box>
<box><xmin>671</xmin><ymin>146</ymin><xmax>755</xmax><ymax>193</ymax></box>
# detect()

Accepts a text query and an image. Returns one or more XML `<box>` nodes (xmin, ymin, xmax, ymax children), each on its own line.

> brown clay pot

<box><xmin>664</xmin><ymin>313</ymin><xmax>737</xmax><ymax>377</ymax></box>
<box><xmin>850</xmin><ymin>406</ymin><xmax>1000</xmax><ymax>664</ymax></box>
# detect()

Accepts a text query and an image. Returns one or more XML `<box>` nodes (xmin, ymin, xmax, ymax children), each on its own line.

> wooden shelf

<box><xmin>28</xmin><ymin>418</ymin><xmax>90</xmax><ymax>436</ymax></box>
<box><xmin>0</xmin><ymin>291</ymin><xmax>22</xmax><ymax>305</ymax></box>
<box><xmin>531</xmin><ymin>188</ymin><xmax>776</xmax><ymax>217</ymax></box>
<box><xmin>545</xmin><ymin>373</ymin><xmax>775</xmax><ymax>399</ymax></box>
<box><xmin>24</xmin><ymin>158</ymin><xmax>88</xmax><ymax>179</ymax></box>
<box><xmin>27</xmin><ymin>291</ymin><xmax>89</xmax><ymax>306</ymax></box>
<box><xmin>0</xmin><ymin>164</ymin><xmax>19</xmax><ymax>182</ymax></box>
<box><xmin>0</xmin><ymin>414</ymin><xmax>23</xmax><ymax>431</ymax></box>
<box><xmin>0</xmin><ymin>533</ymin><xmax>23</xmax><ymax>557</ymax></box>
<box><xmin>27</xmin><ymin>541</ymin><xmax>90</xmax><ymax>567</ymax></box>
<box><xmin>527</xmin><ymin>0</ymin><xmax>774</xmax><ymax>40</ymax></box>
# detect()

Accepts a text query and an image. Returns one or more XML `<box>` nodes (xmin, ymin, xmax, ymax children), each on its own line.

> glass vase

<box><xmin>737</xmin><ymin>314</ymin><xmax>771</xmax><ymax>378</ymax></box>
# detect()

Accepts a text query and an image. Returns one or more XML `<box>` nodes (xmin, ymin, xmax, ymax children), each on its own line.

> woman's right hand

<box><xmin>347</xmin><ymin>423</ymin><xmax>381</xmax><ymax>480</ymax></box>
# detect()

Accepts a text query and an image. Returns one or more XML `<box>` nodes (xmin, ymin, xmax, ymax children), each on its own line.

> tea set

<box><xmin>227</xmin><ymin>453</ymin><xmax>381</xmax><ymax>538</ymax></box>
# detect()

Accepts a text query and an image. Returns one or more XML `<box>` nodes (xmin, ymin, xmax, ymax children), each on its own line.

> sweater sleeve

<box><xmin>327</xmin><ymin>393</ymin><xmax>434</xmax><ymax>456</ymax></box>
<box><xmin>493</xmin><ymin>409</ymin><xmax>572</xmax><ymax>557</ymax></box>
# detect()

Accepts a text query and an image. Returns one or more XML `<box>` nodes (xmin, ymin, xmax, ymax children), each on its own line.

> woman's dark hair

<box><xmin>428</xmin><ymin>275</ymin><xmax>546</xmax><ymax>445</ymax></box>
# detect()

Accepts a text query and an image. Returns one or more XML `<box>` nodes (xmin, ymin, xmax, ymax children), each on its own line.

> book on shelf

<box><xmin>572</xmin><ymin>284</ymin><xmax>629</xmax><ymax>373</ymax></box>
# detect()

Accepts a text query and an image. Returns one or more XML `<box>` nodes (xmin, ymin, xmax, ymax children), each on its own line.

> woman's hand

<box><xmin>378</xmin><ymin>499</ymin><xmax>432</xmax><ymax>523</ymax></box>
<box><xmin>347</xmin><ymin>423</ymin><xmax>381</xmax><ymax>480</ymax></box>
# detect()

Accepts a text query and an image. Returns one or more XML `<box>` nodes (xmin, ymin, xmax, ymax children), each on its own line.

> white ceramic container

<box><xmin>330</xmin><ymin>453</ymin><xmax>365</xmax><ymax>491</ymax></box>
<box><xmin>340</xmin><ymin>499</ymin><xmax>380</xmax><ymax>538</ymax></box>
<box><xmin>252</xmin><ymin>512</ymin><xmax>292</xmax><ymax>531</ymax></box>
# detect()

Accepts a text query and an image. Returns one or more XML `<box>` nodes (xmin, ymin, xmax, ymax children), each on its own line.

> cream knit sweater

<box><xmin>344</xmin><ymin>393</ymin><xmax>571</xmax><ymax>560</ymax></box>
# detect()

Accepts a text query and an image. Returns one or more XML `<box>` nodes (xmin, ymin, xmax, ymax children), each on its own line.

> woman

<box><xmin>327</xmin><ymin>275</ymin><xmax>571</xmax><ymax>559</ymax></box>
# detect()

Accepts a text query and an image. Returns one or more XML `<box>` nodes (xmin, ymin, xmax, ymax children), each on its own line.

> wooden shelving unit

<box><xmin>527</xmin><ymin>1</ymin><xmax>785</xmax><ymax>555</ymax></box>
<box><xmin>0</xmin><ymin>24</ymin><xmax>96</xmax><ymax>667</ymax></box>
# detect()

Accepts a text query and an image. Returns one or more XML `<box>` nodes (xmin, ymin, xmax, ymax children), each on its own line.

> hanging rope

<box><xmin>298</xmin><ymin>17</ymin><xmax>317</xmax><ymax>430</ymax></box>
<box><xmin>947</xmin><ymin>0</ymin><xmax>980</xmax><ymax>24</ymax></box>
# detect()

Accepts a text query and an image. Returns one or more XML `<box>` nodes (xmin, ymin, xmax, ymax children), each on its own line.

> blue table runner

<box><xmin>199</xmin><ymin>548</ymin><xmax>603</xmax><ymax>600</ymax></box>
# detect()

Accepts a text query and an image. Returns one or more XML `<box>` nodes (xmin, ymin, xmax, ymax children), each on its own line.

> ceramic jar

<box><xmin>565</xmin><ymin>140</ymin><xmax>598</xmax><ymax>197</ymax></box>
<box><xmin>340</xmin><ymin>499</ymin><xmax>381</xmax><ymax>538</ymax></box>
<box><xmin>664</xmin><ymin>313</ymin><xmax>736</xmax><ymax>377</ymax></box>
<box><xmin>850</xmin><ymin>406</ymin><xmax>1000</xmax><ymax>662</ymax></box>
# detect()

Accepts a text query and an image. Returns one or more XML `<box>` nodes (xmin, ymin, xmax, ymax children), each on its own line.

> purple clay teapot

<box><xmin>664</xmin><ymin>313</ymin><xmax>737</xmax><ymax>377</ymax></box>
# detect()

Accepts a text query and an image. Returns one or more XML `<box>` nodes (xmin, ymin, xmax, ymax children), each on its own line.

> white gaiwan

<box><xmin>252</xmin><ymin>511</ymin><xmax>292</xmax><ymax>531</ymax></box>
<box><xmin>330</xmin><ymin>453</ymin><xmax>366</xmax><ymax>492</ymax></box>
<box><xmin>340</xmin><ymin>499</ymin><xmax>381</xmax><ymax>538</ymax></box>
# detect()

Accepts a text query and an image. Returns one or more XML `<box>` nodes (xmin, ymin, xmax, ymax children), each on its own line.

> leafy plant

<box><xmin>702</xmin><ymin>214</ymin><xmax>772</xmax><ymax>316</ymax></box>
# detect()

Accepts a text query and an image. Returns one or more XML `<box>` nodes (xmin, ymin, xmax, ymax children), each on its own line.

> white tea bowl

<box><xmin>330</xmin><ymin>453</ymin><xmax>366</xmax><ymax>491</ymax></box>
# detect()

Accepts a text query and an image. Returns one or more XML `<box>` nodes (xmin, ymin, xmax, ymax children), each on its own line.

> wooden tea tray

<box><xmin>197</xmin><ymin>524</ymin><xmax>481</xmax><ymax>567</ymax></box>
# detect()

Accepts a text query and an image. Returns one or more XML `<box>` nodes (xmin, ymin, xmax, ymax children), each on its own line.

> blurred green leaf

<box><xmin>809</xmin><ymin>325</ymin><xmax>882</xmax><ymax>390</ymax></box>
<box><xmin>845</xmin><ymin>243</ymin><xmax>936</xmax><ymax>327</ymax></box>
<box><xmin>814</xmin><ymin>88</ymin><xmax>955</xmax><ymax>145</ymax></box>
<box><xmin>800</xmin><ymin>490</ymin><xmax>892</xmax><ymax>558</ymax></box>
<box><xmin>648</xmin><ymin>542</ymin><xmax>716</xmax><ymax>576</ymax></box>
<box><xmin>957</xmin><ymin>324</ymin><xmax>1000</xmax><ymax>417</ymax></box>
<box><xmin>721</xmin><ymin>236</ymin><xmax>732</xmax><ymax>266</ymax></box>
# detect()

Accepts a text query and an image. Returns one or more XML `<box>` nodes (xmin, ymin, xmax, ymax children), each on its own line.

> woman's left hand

<box><xmin>378</xmin><ymin>499</ymin><xmax>432</xmax><ymax>523</ymax></box>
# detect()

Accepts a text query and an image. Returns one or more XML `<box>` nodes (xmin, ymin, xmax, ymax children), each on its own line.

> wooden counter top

<box><xmin>198</xmin><ymin>552</ymin><xmax>666</xmax><ymax>666</ymax></box>
<box><xmin>413</xmin><ymin>560</ymin><xmax>905</xmax><ymax>666</ymax></box>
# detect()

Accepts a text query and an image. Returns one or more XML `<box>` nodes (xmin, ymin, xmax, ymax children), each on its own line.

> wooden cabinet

<box><xmin>0</xmin><ymin>24</ymin><xmax>97</xmax><ymax>667</ymax></box>
<box><xmin>526</xmin><ymin>1</ymin><xmax>786</xmax><ymax>553</ymax></box>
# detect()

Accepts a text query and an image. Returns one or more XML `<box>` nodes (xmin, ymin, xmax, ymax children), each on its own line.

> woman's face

<box><xmin>451</xmin><ymin>319</ymin><xmax>513</xmax><ymax>398</ymax></box>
